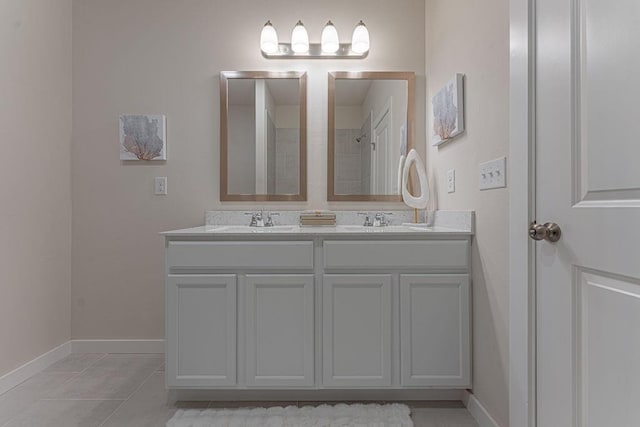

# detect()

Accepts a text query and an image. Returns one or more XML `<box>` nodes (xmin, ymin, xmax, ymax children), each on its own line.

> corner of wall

<box><xmin>0</xmin><ymin>0</ymin><xmax>73</xmax><ymax>377</ymax></box>
<box><xmin>425</xmin><ymin>0</ymin><xmax>510</xmax><ymax>425</ymax></box>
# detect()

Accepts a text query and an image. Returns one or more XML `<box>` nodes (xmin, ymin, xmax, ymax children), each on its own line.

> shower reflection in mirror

<box><xmin>328</xmin><ymin>72</ymin><xmax>415</xmax><ymax>201</ymax></box>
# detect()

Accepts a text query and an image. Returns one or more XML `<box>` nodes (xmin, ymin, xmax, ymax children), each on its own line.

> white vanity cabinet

<box><xmin>163</xmin><ymin>228</ymin><xmax>472</xmax><ymax>392</ymax></box>
<box><xmin>245</xmin><ymin>274</ymin><xmax>315</xmax><ymax>387</ymax></box>
<box><xmin>166</xmin><ymin>274</ymin><xmax>237</xmax><ymax>387</ymax></box>
<box><xmin>165</xmin><ymin>240</ymin><xmax>316</xmax><ymax>388</ymax></box>
<box><xmin>321</xmin><ymin>239</ymin><xmax>471</xmax><ymax>389</ymax></box>
<box><xmin>400</xmin><ymin>274</ymin><xmax>470</xmax><ymax>386</ymax></box>
<box><xmin>322</xmin><ymin>274</ymin><xmax>392</xmax><ymax>387</ymax></box>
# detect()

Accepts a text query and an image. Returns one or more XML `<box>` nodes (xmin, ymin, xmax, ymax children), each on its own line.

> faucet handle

<box><xmin>245</xmin><ymin>212</ymin><xmax>257</xmax><ymax>226</ymax></box>
<box><xmin>357</xmin><ymin>212</ymin><xmax>373</xmax><ymax>227</ymax></box>
<box><xmin>265</xmin><ymin>212</ymin><xmax>280</xmax><ymax>227</ymax></box>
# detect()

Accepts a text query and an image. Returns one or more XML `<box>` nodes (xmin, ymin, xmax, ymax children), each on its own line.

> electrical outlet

<box><xmin>479</xmin><ymin>157</ymin><xmax>507</xmax><ymax>190</ymax></box>
<box><xmin>447</xmin><ymin>169</ymin><xmax>455</xmax><ymax>193</ymax></box>
<box><xmin>154</xmin><ymin>177</ymin><xmax>167</xmax><ymax>195</ymax></box>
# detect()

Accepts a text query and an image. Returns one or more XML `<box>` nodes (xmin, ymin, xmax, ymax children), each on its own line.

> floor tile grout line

<box><xmin>0</xmin><ymin>353</ymin><xmax>100</xmax><ymax>398</ymax></box>
<box><xmin>0</xmin><ymin>354</ymin><xmax>114</xmax><ymax>427</ymax></box>
<box><xmin>44</xmin><ymin>353</ymin><xmax>162</xmax><ymax>400</ymax></box>
<box><xmin>0</xmin><ymin>369</ymin><xmax>90</xmax><ymax>427</ymax></box>
<box><xmin>2</xmin><ymin>353</ymin><xmax>162</xmax><ymax>427</ymax></box>
<box><xmin>42</xmin><ymin>353</ymin><xmax>108</xmax><ymax>375</ymax></box>
<box><xmin>76</xmin><ymin>353</ymin><xmax>108</xmax><ymax>375</ymax></box>
<box><xmin>41</xmin><ymin>369</ymin><xmax>85</xmax><ymax>399</ymax></box>
<box><xmin>44</xmin><ymin>353</ymin><xmax>112</xmax><ymax>391</ymax></box>
<box><xmin>96</xmin><ymin>356</ymin><xmax>164</xmax><ymax>427</ymax></box>
<box><xmin>40</xmin><ymin>398</ymin><xmax>126</xmax><ymax>401</ymax></box>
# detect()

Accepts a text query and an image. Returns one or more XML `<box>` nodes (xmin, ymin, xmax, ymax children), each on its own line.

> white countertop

<box><xmin>161</xmin><ymin>224</ymin><xmax>473</xmax><ymax>237</ymax></box>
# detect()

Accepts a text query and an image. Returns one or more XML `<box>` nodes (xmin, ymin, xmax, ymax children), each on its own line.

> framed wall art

<box><xmin>119</xmin><ymin>114</ymin><xmax>167</xmax><ymax>161</ymax></box>
<box><xmin>431</xmin><ymin>74</ymin><xmax>465</xmax><ymax>146</ymax></box>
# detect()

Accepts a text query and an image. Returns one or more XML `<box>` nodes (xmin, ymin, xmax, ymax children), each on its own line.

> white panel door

<box><xmin>166</xmin><ymin>275</ymin><xmax>236</xmax><ymax>387</ymax></box>
<box><xmin>245</xmin><ymin>275</ymin><xmax>314</xmax><ymax>386</ymax></box>
<box><xmin>322</xmin><ymin>274</ymin><xmax>392</xmax><ymax>387</ymax></box>
<box><xmin>372</xmin><ymin>108</ymin><xmax>391</xmax><ymax>194</ymax></box>
<box><xmin>536</xmin><ymin>0</ymin><xmax>640</xmax><ymax>424</ymax></box>
<box><xmin>400</xmin><ymin>274</ymin><xmax>470</xmax><ymax>387</ymax></box>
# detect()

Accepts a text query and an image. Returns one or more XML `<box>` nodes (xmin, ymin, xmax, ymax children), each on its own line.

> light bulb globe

<box><xmin>351</xmin><ymin>20</ymin><xmax>370</xmax><ymax>54</ymax></box>
<box><xmin>321</xmin><ymin>21</ymin><xmax>340</xmax><ymax>54</ymax></box>
<box><xmin>260</xmin><ymin>21</ymin><xmax>279</xmax><ymax>54</ymax></box>
<box><xmin>291</xmin><ymin>20</ymin><xmax>309</xmax><ymax>53</ymax></box>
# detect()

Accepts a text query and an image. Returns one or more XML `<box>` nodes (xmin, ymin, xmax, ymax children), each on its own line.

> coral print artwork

<box><xmin>432</xmin><ymin>74</ymin><xmax>465</xmax><ymax>146</ymax></box>
<box><xmin>120</xmin><ymin>115</ymin><xmax>166</xmax><ymax>160</ymax></box>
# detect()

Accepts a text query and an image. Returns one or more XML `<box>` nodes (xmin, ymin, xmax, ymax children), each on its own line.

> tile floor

<box><xmin>0</xmin><ymin>354</ymin><xmax>478</xmax><ymax>427</ymax></box>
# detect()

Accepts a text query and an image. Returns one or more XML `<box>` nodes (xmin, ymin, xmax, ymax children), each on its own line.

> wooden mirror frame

<box><xmin>220</xmin><ymin>71</ymin><xmax>307</xmax><ymax>201</ymax></box>
<box><xmin>327</xmin><ymin>71</ymin><xmax>415</xmax><ymax>202</ymax></box>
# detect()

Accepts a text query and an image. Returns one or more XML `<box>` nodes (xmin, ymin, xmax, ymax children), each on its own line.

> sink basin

<box><xmin>212</xmin><ymin>225</ymin><xmax>297</xmax><ymax>233</ymax></box>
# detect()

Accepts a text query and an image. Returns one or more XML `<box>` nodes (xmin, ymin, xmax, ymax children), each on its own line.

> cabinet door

<box><xmin>322</xmin><ymin>274</ymin><xmax>392</xmax><ymax>387</ymax></box>
<box><xmin>166</xmin><ymin>275</ymin><xmax>236</xmax><ymax>387</ymax></box>
<box><xmin>400</xmin><ymin>274</ymin><xmax>470</xmax><ymax>387</ymax></box>
<box><xmin>245</xmin><ymin>275</ymin><xmax>314</xmax><ymax>386</ymax></box>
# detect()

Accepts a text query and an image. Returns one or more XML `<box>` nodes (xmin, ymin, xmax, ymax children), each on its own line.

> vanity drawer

<box><xmin>323</xmin><ymin>240</ymin><xmax>468</xmax><ymax>271</ymax></box>
<box><xmin>168</xmin><ymin>241</ymin><xmax>314</xmax><ymax>270</ymax></box>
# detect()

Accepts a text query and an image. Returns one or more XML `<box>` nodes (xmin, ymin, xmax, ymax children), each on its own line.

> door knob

<box><xmin>529</xmin><ymin>221</ymin><xmax>562</xmax><ymax>243</ymax></box>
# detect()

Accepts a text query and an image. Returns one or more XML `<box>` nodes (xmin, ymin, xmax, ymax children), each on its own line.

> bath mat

<box><xmin>167</xmin><ymin>403</ymin><xmax>413</xmax><ymax>427</ymax></box>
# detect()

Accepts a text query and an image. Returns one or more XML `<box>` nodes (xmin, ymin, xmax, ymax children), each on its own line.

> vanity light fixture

<box><xmin>260</xmin><ymin>20</ymin><xmax>369</xmax><ymax>59</ymax></box>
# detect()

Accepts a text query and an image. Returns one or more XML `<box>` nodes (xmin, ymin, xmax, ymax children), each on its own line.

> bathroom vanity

<box><xmin>162</xmin><ymin>216</ymin><xmax>472</xmax><ymax>393</ymax></box>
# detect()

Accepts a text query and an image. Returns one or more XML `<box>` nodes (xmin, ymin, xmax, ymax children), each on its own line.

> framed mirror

<box><xmin>328</xmin><ymin>71</ymin><xmax>415</xmax><ymax>201</ymax></box>
<box><xmin>220</xmin><ymin>71</ymin><xmax>307</xmax><ymax>201</ymax></box>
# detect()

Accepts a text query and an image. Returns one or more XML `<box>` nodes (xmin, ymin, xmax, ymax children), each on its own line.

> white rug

<box><xmin>167</xmin><ymin>403</ymin><xmax>413</xmax><ymax>427</ymax></box>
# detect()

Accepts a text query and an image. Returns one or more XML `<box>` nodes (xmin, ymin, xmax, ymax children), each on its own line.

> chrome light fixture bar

<box><xmin>260</xmin><ymin>20</ymin><xmax>369</xmax><ymax>59</ymax></box>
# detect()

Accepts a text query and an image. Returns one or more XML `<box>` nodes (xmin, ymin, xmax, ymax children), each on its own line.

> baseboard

<box><xmin>462</xmin><ymin>390</ymin><xmax>501</xmax><ymax>427</ymax></box>
<box><xmin>70</xmin><ymin>339</ymin><xmax>165</xmax><ymax>354</ymax></box>
<box><xmin>171</xmin><ymin>388</ymin><xmax>466</xmax><ymax>402</ymax></box>
<box><xmin>0</xmin><ymin>341</ymin><xmax>72</xmax><ymax>396</ymax></box>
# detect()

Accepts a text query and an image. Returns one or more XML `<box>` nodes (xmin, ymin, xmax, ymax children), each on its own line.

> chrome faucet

<box><xmin>373</xmin><ymin>212</ymin><xmax>393</xmax><ymax>227</ymax></box>
<box><xmin>245</xmin><ymin>211</ymin><xmax>280</xmax><ymax>227</ymax></box>
<box><xmin>245</xmin><ymin>210</ymin><xmax>264</xmax><ymax>227</ymax></box>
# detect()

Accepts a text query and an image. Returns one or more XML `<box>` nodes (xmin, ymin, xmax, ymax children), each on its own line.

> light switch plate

<box><xmin>447</xmin><ymin>169</ymin><xmax>455</xmax><ymax>193</ymax></box>
<box><xmin>479</xmin><ymin>157</ymin><xmax>507</xmax><ymax>190</ymax></box>
<box><xmin>154</xmin><ymin>177</ymin><xmax>167</xmax><ymax>195</ymax></box>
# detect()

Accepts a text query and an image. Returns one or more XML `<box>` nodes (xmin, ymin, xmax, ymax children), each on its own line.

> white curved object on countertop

<box><xmin>397</xmin><ymin>154</ymin><xmax>405</xmax><ymax>195</ymax></box>
<box><xmin>401</xmin><ymin>149</ymin><xmax>429</xmax><ymax>209</ymax></box>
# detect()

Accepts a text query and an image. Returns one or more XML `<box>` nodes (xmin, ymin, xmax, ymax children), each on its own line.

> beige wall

<box><xmin>425</xmin><ymin>0</ymin><xmax>509</xmax><ymax>425</ymax></box>
<box><xmin>71</xmin><ymin>0</ymin><xmax>425</xmax><ymax>339</ymax></box>
<box><xmin>0</xmin><ymin>0</ymin><xmax>72</xmax><ymax>375</ymax></box>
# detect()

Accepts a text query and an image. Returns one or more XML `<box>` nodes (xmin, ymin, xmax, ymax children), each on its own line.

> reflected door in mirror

<box><xmin>329</xmin><ymin>72</ymin><xmax>415</xmax><ymax>202</ymax></box>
